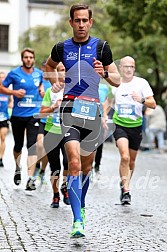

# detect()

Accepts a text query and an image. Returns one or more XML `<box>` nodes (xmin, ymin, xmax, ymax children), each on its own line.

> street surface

<box><xmin>0</xmin><ymin>130</ymin><xmax>167</xmax><ymax>251</ymax></box>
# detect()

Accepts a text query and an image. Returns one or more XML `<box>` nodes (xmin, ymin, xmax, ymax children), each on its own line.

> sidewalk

<box><xmin>0</xmin><ymin>131</ymin><xmax>167</xmax><ymax>251</ymax></box>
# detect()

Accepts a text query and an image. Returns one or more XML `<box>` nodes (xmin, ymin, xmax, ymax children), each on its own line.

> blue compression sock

<box><xmin>81</xmin><ymin>173</ymin><xmax>90</xmax><ymax>208</ymax></box>
<box><xmin>67</xmin><ymin>175</ymin><xmax>82</xmax><ymax>222</ymax></box>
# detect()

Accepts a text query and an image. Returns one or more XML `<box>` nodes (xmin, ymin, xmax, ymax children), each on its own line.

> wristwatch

<box><xmin>141</xmin><ymin>98</ymin><xmax>145</xmax><ymax>104</ymax></box>
<box><xmin>103</xmin><ymin>70</ymin><xmax>109</xmax><ymax>79</ymax></box>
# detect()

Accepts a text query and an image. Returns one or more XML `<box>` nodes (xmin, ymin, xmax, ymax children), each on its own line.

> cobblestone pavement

<box><xmin>0</xmin><ymin>131</ymin><xmax>167</xmax><ymax>252</ymax></box>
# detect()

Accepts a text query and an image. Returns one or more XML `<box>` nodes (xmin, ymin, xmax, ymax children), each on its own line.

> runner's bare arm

<box><xmin>45</xmin><ymin>57</ymin><xmax>64</xmax><ymax>92</ymax></box>
<box><xmin>93</xmin><ymin>58</ymin><xmax>120</xmax><ymax>87</ymax></box>
<box><xmin>104</xmin><ymin>62</ymin><xmax>120</xmax><ymax>87</ymax></box>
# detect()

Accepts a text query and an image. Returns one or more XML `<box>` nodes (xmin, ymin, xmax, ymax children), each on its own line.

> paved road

<box><xmin>0</xmin><ymin>131</ymin><xmax>167</xmax><ymax>251</ymax></box>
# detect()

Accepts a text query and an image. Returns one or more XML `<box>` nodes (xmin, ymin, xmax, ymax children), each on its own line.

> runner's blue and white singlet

<box><xmin>51</xmin><ymin>37</ymin><xmax>113</xmax><ymax>100</ymax></box>
<box><xmin>63</xmin><ymin>37</ymin><xmax>100</xmax><ymax>99</ymax></box>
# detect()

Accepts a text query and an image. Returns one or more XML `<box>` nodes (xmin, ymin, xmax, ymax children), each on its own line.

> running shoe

<box><xmin>81</xmin><ymin>207</ymin><xmax>85</xmax><ymax>228</ymax></box>
<box><xmin>25</xmin><ymin>178</ymin><xmax>36</xmax><ymax>191</ymax></box>
<box><xmin>50</xmin><ymin>196</ymin><xmax>60</xmax><ymax>208</ymax></box>
<box><xmin>121</xmin><ymin>191</ymin><xmax>131</xmax><ymax>205</ymax></box>
<box><xmin>120</xmin><ymin>182</ymin><xmax>131</xmax><ymax>205</ymax></box>
<box><xmin>60</xmin><ymin>185</ymin><xmax>70</xmax><ymax>205</ymax></box>
<box><xmin>71</xmin><ymin>220</ymin><xmax>85</xmax><ymax>238</ymax></box>
<box><xmin>14</xmin><ymin>166</ymin><xmax>21</xmax><ymax>185</ymax></box>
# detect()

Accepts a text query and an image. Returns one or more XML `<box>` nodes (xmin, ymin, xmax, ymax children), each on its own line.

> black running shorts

<box><xmin>60</xmin><ymin>99</ymin><xmax>102</xmax><ymax>153</ymax></box>
<box><xmin>113</xmin><ymin>124</ymin><xmax>142</xmax><ymax>151</ymax></box>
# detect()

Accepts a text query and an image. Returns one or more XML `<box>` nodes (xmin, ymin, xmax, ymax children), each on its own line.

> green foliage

<box><xmin>106</xmin><ymin>0</ymin><xmax>167</xmax><ymax>102</ymax></box>
<box><xmin>19</xmin><ymin>26</ymin><xmax>56</xmax><ymax>67</ymax></box>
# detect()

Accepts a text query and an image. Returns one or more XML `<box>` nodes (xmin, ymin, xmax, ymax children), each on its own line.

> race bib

<box><xmin>118</xmin><ymin>104</ymin><xmax>135</xmax><ymax>116</ymax></box>
<box><xmin>71</xmin><ymin>98</ymin><xmax>97</xmax><ymax>120</ymax></box>
<box><xmin>18</xmin><ymin>95</ymin><xmax>41</xmax><ymax>107</ymax></box>
<box><xmin>52</xmin><ymin>111</ymin><xmax>60</xmax><ymax>126</ymax></box>
<box><xmin>0</xmin><ymin>112</ymin><xmax>6</xmax><ymax>121</ymax></box>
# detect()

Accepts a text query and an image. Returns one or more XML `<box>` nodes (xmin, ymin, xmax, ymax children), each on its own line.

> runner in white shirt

<box><xmin>113</xmin><ymin>56</ymin><xmax>156</xmax><ymax>205</ymax></box>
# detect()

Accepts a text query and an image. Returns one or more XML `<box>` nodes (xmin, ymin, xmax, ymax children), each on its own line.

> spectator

<box><xmin>145</xmin><ymin>104</ymin><xmax>166</xmax><ymax>153</ymax></box>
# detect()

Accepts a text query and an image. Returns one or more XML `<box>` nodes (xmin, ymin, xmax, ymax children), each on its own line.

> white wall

<box><xmin>0</xmin><ymin>0</ymin><xmax>22</xmax><ymax>70</ymax></box>
<box><xmin>29</xmin><ymin>7</ymin><xmax>62</xmax><ymax>28</ymax></box>
<box><xmin>0</xmin><ymin>0</ymin><xmax>63</xmax><ymax>71</ymax></box>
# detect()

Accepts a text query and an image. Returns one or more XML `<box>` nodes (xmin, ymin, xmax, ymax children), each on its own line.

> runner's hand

<box><xmin>102</xmin><ymin>117</ymin><xmax>109</xmax><ymax>130</ymax></box>
<box><xmin>13</xmin><ymin>89</ymin><xmax>26</xmax><ymax>98</ymax></box>
<box><xmin>131</xmin><ymin>91</ymin><xmax>141</xmax><ymax>103</ymax></box>
<box><xmin>52</xmin><ymin>82</ymin><xmax>64</xmax><ymax>93</ymax></box>
<box><xmin>93</xmin><ymin>57</ymin><xmax>105</xmax><ymax>77</ymax></box>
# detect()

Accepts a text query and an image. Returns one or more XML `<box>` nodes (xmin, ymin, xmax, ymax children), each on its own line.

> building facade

<box><xmin>0</xmin><ymin>0</ymin><xmax>64</xmax><ymax>72</ymax></box>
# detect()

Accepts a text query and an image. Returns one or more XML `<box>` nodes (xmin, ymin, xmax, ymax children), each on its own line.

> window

<box><xmin>0</xmin><ymin>25</ymin><xmax>9</xmax><ymax>51</ymax></box>
<box><xmin>28</xmin><ymin>0</ymin><xmax>63</xmax><ymax>4</ymax></box>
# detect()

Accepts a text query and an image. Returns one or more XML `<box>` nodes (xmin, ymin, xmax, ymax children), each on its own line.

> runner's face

<box><xmin>120</xmin><ymin>59</ymin><xmax>135</xmax><ymax>82</ymax></box>
<box><xmin>22</xmin><ymin>51</ymin><xmax>35</xmax><ymax>69</ymax></box>
<box><xmin>69</xmin><ymin>9</ymin><xmax>93</xmax><ymax>42</ymax></box>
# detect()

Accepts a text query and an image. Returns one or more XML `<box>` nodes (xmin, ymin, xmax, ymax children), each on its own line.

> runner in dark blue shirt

<box><xmin>45</xmin><ymin>4</ymin><xmax>120</xmax><ymax>238</ymax></box>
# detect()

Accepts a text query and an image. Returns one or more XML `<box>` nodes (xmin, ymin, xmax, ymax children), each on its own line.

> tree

<box><xmin>106</xmin><ymin>0</ymin><xmax>167</xmax><ymax>102</ymax></box>
<box><xmin>19</xmin><ymin>0</ymin><xmax>167</xmax><ymax>103</ymax></box>
<box><xmin>19</xmin><ymin>26</ymin><xmax>56</xmax><ymax>67</ymax></box>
